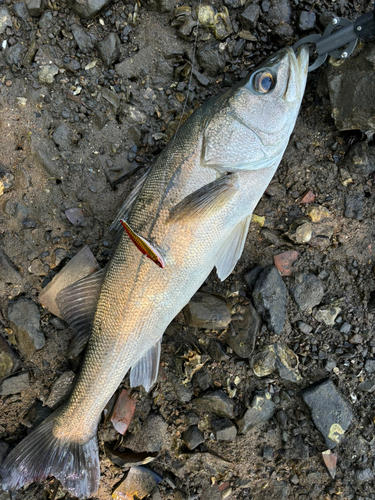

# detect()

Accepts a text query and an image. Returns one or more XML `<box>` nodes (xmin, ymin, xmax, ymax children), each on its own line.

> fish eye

<box><xmin>252</xmin><ymin>70</ymin><xmax>275</xmax><ymax>94</ymax></box>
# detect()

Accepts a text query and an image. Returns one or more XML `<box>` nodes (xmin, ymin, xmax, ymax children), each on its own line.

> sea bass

<box><xmin>1</xmin><ymin>46</ymin><xmax>309</xmax><ymax>498</ymax></box>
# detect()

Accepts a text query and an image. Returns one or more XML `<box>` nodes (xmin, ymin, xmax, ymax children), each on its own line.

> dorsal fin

<box><xmin>120</xmin><ymin>220</ymin><xmax>165</xmax><ymax>269</ymax></box>
<box><xmin>56</xmin><ymin>268</ymin><xmax>106</xmax><ymax>357</ymax></box>
<box><xmin>130</xmin><ymin>340</ymin><xmax>161</xmax><ymax>392</ymax></box>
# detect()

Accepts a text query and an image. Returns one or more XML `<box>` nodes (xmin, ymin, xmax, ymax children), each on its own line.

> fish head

<box><xmin>203</xmin><ymin>45</ymin><xmax>309</xmax><ymax>171</ymax></box>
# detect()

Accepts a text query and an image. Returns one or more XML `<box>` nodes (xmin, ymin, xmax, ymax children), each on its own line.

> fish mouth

<box><xmin>282</xmin><ymin>45</ymin><xmax>309</xmax><ymax>103</ymax></box>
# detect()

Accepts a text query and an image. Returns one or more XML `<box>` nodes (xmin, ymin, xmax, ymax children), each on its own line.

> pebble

<box><xmin>194</xmin><ymin>390</ymin><xmax>235</xmax><ymax>419</ymax></box>
<box><xmin>182</xmin><ymin>425</ymin><xmax>204</xmax><ymax>450</ymax></box>
<box><xmin>44</xmin><ymin>371</ymin><xmax>75</xmax><ymax>409</ymax></box>
<box><xmin>207</xmin><ymin>340</ymin><xmax>229</xmax><ymax>362</ymax></box>
<box><xmin>273</xmin><ymin>250</ymin><xmax>299</xmax><ymax>276</ymax></box>
<box><xmin>0</xmin><ymin>6</ymin><xmax>13</xmax><ymax>34</ymax></box>
<box><xmin>290</xmin><ymin>273</ymin><xmax>324</xmax><ymax>312</ymax></box>
<box><xmin>296</xmin><ymin>321</ymin><xmax>313</xmax><ymax>334</ymax></box>
<box><xmin>356</xmin><ymin>468</ymin><xmax>374</xmax><ymax>483</ymax></box>
<box><xmin>211</xmin><ymin>418</ymin><xmax>237</xmax><ymax>441</ymax></box>
<box><xmin>252</xmin><ymin>266</ymin><xmax>287</xmax><ymax>335</ymax></box>
<box><xmin>0</xmin><ymin>249</ymin><xmax>22</xmax><ymax>285</ymax></box>
<box><xmin>197</xmin><ymin>43</ymin><xmax>226</xmax><ymax>77</ymax></box>
<box><xmin>365</xmin><ymin>359</ymin><xmax>375</xmax><ymax>373</ymax></box>
<box><xmin>124</xmin><ymin>414</ymin><xmax>168</xmax><ymax>453</ymax></box>
<box><xmin>0</xmin><ymin>335</ymin><xmax>20</xmax><ymax>379</ymax></box>
<box><xmin>299</xmin><ymin>189</ymin><xmax>315</xmax><ymax>204</ymax></box>
<box><xmin>262</xmin><ymin>446</ymin><xmax>274</xmax><ymax>461</ymax></box>
<box><xmin>322</xmin><ymin>449</ymin><xmax>337</xmax><ymax>479</ymax></box>
<box><xmin>315</xmin><ymin>306</ymin><xmax>341</xmax><ymax>326</ymax></box>
<box><xmin>298</xmin><ymin>11</ymin><xmax>316</xmax><ymax>30</ymax></box>
<box><xmin>301</xmin><ymin>378</ymin><xmax>353</xmax><ymax>449</ymax></box>
<box><xmin>112</xmin><ymin>466</ymin><xmax>162</xmax><ymax>500</ymax></box>
<box><xmin>344</xmin><ymin>193</ymin><xmax>365</xmax><ymax>220</ymax></box>
<box><xmin>38</xmin><ymin>64</ymin><xmax>59</xmax><ymax>84</ymax></box>
<box><xmin>346</xmin><ymin>141</ymin><xmax>375</xmax><ymax>177</ymax></box>
<box><xmin>183</xmin><ymin>292</ymin><xmax>231</xmax><ymax>330</ymax></box>
<box><xmin>25</xmin><ymin>0</ymin><xmax>45</xmax><ymax>16</ymax></box>
<box><xmin>306</xmin><ymin>205</ymin><xmax>331</xmax><ymax>223</ymax></box>
<box><xmin>70</xmin><ymin>0</ymin><xmax>112</xmax><ymax>18</ymax></box>
<box><xmin>237</xmin><ymin>392</ymin><xmax>275</xmax><ymax>434</ymax></box>
<box><xmin>243</xmin><ymin>265</ymin><xmax>263</xmax><ymax>292</ymax></box>
<box><xmin>252</xmin><ymin>346</ymin><xmax>276</xmax><ymax>377</ymax></box>
<box><xmin>340</xmin><ymin>322</ymin><xmax>351</xmax><ymax>334</ymax></box>
<box><xmin>5</xmin><ymin>44</ymin><xmax>25</xmax><ymax>67</ymax></box>
<box><xmin>169</xmin><ymin>373</ymin><xmax>192</xmax><ymax>403</ymax></box>
<box><xmin>12</xmin><ymin>3</ymin><xmax>30</xmax><ymax>22</ymax></box>
<box><xmin>0</xmin><ymin>371</ymin><xmax>29</xmax><ymax>396</ymax></box>
<box><xmin>358</xmin><ymin>379</ymin><xmax>375</xmax><ymax>393</ymax></box>
<box><xmin>240</xmin><ymin>4</ymin><xmax>260</xmax><ymax>30</ymax></box>
<box><xmin>225</xmin><ymin>302</ymin><xmax>260</xmax><ymax>358</ymax></box>
<box><xmin>224</xmin><ymin>0</ymin><xmax>246</xmax><ymax>7</ymax></box>
<box><xmin>71</xmin><ymin>24</ymin><xmax>96</xmax><ymax>54</ymax></box>
<box><xmin>110</xmin><ymin>389</ymin><xmax>137</xmax><ymax>435</ymax></box>
<box><xmin>285</xmin><ymin>435</ymin><xmax>309</xmax><ymax>461</ymax></box>
<box><xmin>274</xmin><ymin>343</ymin><xmax>302</xmax><ymax>383</ymax></box>
<box><xmin>194</xmin><ymin>369</ymin><xmax>213</xmax><ymax>391</ymax></box>
<box><xmin>7</xmin><ymin>298</ymin><xmax>45</xmax><ymax>357</ymax></box>
<box><xmin>96</xmin><ymin>33</ymin><xmax>120</xmax><ymax>67</ymax></box>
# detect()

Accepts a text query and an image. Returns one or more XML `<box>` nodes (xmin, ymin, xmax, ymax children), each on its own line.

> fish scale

<box><xmin>0</xmin><ymin>46</ymin><xmax>309</xmax><ymax>499</ymax></box>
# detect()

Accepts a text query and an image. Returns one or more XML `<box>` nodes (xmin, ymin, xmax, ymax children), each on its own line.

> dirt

<box><xmin>0</xmin><ymin>0</ymin><xmax>374</xmax><ymax>499</ymax></box>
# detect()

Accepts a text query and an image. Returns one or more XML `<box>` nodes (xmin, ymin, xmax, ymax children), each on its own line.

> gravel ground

<box><xmin>0</xmin><ymin>0</ymin><xmax>374</xmax><ymax>499</ymax></box>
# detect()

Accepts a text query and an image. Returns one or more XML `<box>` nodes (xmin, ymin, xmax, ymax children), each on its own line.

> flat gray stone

<box><xmin>290</xmin><ymin>273</ymin><xmax>324</xmax><ymax>312</ymax></box>
<box><xmin>0</xmin><ymin>6</ymin><xmax>13</xmax><ymax>34</ymax></box>
<box><xmin>211</xmin><ymin>418</ymin><xmax>237</xmax><ymax>441</ymax></box>
<box><xmin>237</xmin><ymin>392</ymin><xmax>275</xmax><ymax>433</ymax></box>
<box><xmin>7</xmin><ymin>298</ymin><xmax>45</xmax><ymax>358</ymax></box>
<box><xmin>0</xmin><ymin>371</ymin><xmax>29</xmax><ymax>396</ymax></box>
<box><xmin>70</xmin><ymin>0</ymin><xmax>111</xmax><ymax>19</ymax></box>
<box><xmin>183</xmin><ymin>292</ymin><xmax>231</xmax><ymax>330</ymax></box>
<box><xmin>194</xmin><ymin>390</ymin><xmax>235</xmax><ymax>419</ymax></box>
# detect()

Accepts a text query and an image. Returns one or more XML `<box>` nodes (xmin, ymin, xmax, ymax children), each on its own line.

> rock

<box><xmin>140</xmin><ymin>0</ymin><xmax>175</xmax><ymax>12</ymax></box>
<box><xmin>25</xmin><ymin>0</ymin><xmax>45</xmax><ymax>16</ymax></box>
<box><xmin>7</xmin><ymin>298</ymin><xmax>45</xmax><ymax>358</ymax></box>
<box><xmin>344</xmin><ymin>193</ymin><xmax>365</xmax><ymax>220</ymax></box>
<box><xmin>224</xmin><ymin>0</ymin><xmax>245</xmax><ymax>7</ymax></box>
<box><xmin>315</xmin><ymin>306</ymin><xmax>341</xmax><ymax>326</ymax></box>
<box><xmin>0</xmin><ymin>6</ymin><xmax>13</xmax><ymax>34</ymax></box>
<box><xmin>39</xmin><ymin>64</ymin><xmax>59</xmax><ymax>84</ymax></box>
<box><xmin>301</xmin><ymin>378</ymin><xmax>353</xmax><ymax>449</ymax></box>
<box><xmin>194</xmin><ymin>369</ymin><xmax>213</xmax><ymax>391</ymax></box>
<box><xmin>112</xmin><ymin>466</ymin><xmax>162</xmax><ymax>500</ymax></box>
<box><xmin>0</xmin><ymin>169</ymin><xmax>14</xmax><ymax>196</ymax></box>
<box><xmin>183</xmin><ymin>292</ymin><xmax>231</xmax><ymax>330</ymax></box>
<box><xmin>0</xmin><ymin>371</ymin><xmax>29</xmax><ymax>396</ymax></box>
<box><xmin>268</xmin><ymin>0</ymin><xmax>292</xmax><ymax>25</ymax></box>
<box><xmin>358</xmin><ymin>379</ymin><xmax>375</xmax><ymax>393</ymax></box>
<box><xmin>296</xmin><ymin>321</ymin><xmax>313</xmax><ymax>334</ymax></box>
<box><xmin>326</xmin><ymin>43</ymin><xmax>375</xmax><ymax>131</ymax></box>
<box><xmin>345</xmin><ymin>141</ymin><xmax>375</xmax><ymax>177</ymax></box>
<box><xmin>298</xmin><ymin>11</ymin><xmax>316</xmax><ymax>31</ymax></box>
<box><xmin>290</xmin><ymin>273</ymin><xmax>324</xmax><ymax>312</ymax></box>
<box><xmin>70</xmin><ymin>0</ymin><xmax>112</xmax><ymax>19</ymax></box>
<box><xmin>237</xmin><ymin>392</ymin><xmax>275</xmax><ymax>433</ymax></box>
<box><xmin>276</xmin><ymin>410</ymin><xmax>287</xmax><ymax>428</ymax></box>
<box><xmin>71</xmin><ymin>24</ymin><xmax>96</xmax><ymax>54</ymax></box>
<box><xmin>285</xmin><ymin>435</ymin><xmax>309</xmax><ymax>461</ymax></box>
<box><xmin>124</xmin><ymin>414</ymin><xmax>168</xmax><ymax>453</ymax></box>
<box><xmin>182</xmin><ymin>425</ymin><xmax>204</xmax><ymax>450</ymax></box>
<box><xmin>44</xmin><ymin>371</ymin><xmax>75</xmax><ymax>409</ymax></box>
<box><xmin>356</xmin><ymin>468</ymin><xmax>374</xmax><ymax>483</ymax></box>
<box><xmin>273</xmin><ymin>251</ymin><xmax>299</xmax><ymax>276</ymax></box>
<box><xmin>365</xmin><ymin>359</ymin><xmax>375</xmax><ymax>373</ymax></box>
<box><xmin>299</xmin><ymin>189</ymin><xmax>316</xmax><ymax>204</ymax></box>
<box><xmin>194</xmin><ymin>390</ymin><xmax>235</xmax><ymax>419</ymax></box>
<box><xmin>262</xmin><ymin>446</ymin><xmax>274</xmax><ymax>461</ymax></box>
<box><xmin>274</xmin><ymin>22</ymin><xmax>294</xmax><ymax>44</ymax></box>
<box><xmin>243</xmin><ymin>265</ymin><xmax>263</xmax><ymax>292</ymax></box>
<box><xmin>274</xmin><ymin>343</ymin><xmax>302</xmax><ymax>383</ymax></box>
<box><xmin>251</xmin><ymin>480</ymin><xmax>290</xmax><ymax>500</ymax></box>
<box><xmin>0</xmin><ymin>249</ymin><xmax>22</xmax><ymax>285</ymax></box>
<box><xmin>12</xmin><ymin>3</ymin><xmax>30</xmax><ymax>22</ymax></box>
<box><xmin>96</xmin><ymin>33</ymin><xmax>120</xmax><ymax>67</ymax></box>
<box><xmin>5</xmin><ymin>44</ymin><xmax>25</xmax><ymax>66</ymax></box>
<box><xmin>169</xmin><ymin>373</ymin><xmax>192</xmax><ymax>403</ymax></box>
<box><xmin>207</xmin><ymin>340</ymin><xmax>229</xmax><ymax>362</ymax></box>
<box><xmin>211</xmin><ymin>418</ymin><xmax>237</xmax><ymax>441</ymax></box>
<box><xmin>252</xmin><ymin>346</ymin><xmax>276</xmax><ymax>377</ymax></box>
<box><xmin>306</xmin><ymin>205</ymin><xmax>331</xmax><ymax>222</ymax></box>
<box><xmin>252</xmin><ymin>266</ymin><xmax>287</xmax><ymax>335</ymax></box>
<box><xmin>197</xmin><ymin>43</ymin><xmax>226</xmax><ymax>77</ymax></box>
<box><xmin>240</xmin><ymin>4</ymin><xmax>260</xmax><ymax>30</ymax></box>
<box><xmin>225</xmin><ymin>302</ymin><xmax>261</xmax><ymax>358</ymax></box>
<box><xmin>0</xmin><ymin>336</ymin><xmax>20</xmax><ymax>379</ymax></box>
<box><xmin>52</xmin><ymin>123</ymin><xmax>72</xmax><ymax>149</ymax></box>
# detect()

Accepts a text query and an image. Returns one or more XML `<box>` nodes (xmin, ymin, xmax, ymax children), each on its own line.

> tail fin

<box><xmin>0</xmin><ymin>412</ymin><xmax>100</xmax><ymax>499</ymax></box>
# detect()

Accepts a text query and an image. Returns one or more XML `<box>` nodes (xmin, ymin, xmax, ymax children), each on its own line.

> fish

<box><xmin>0</xmin><ymin>45</ymin><xmax>309</xmax><ymax>499</ymax></box>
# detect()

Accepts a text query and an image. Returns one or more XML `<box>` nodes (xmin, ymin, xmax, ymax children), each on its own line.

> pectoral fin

<box><xmin>168</xmin><ymin>173</ymin><xmax>239</xmax><ymax>223</ymax></box>
<box><xmin>120</xmin><ymin>220</ymin><xmax>165</xmax><ymax>269</ymax></box>
<box><xmin>130</xmin><ymin>340</ymin><xmax>161</xmax><ymax>392</ymax></box>
<box><xmin>215</xmin><ymin>215</ymin><xmax>251</xmax><ymax>281</ymax></box>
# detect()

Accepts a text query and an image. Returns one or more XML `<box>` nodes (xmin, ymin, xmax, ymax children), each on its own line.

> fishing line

<box><xmin>172</xmin><ymin>0</ymin><xmax>202</xmax><ymax>141</ymax></box>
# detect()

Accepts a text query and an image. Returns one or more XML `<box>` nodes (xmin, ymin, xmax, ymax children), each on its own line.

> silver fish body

<box><xmin>0</xmin><ymin>46</ymin><xmax>309</xmax><ymax>498</ymax></box>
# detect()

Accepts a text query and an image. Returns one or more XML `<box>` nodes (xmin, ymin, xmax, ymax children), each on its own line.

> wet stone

<box><xmin>197</xmin><ymin>43</ymin><xmax>226</xmax><ymax>77</ymax></box>
<box><xmin>301</xmin><ymin>378</ymin><xmax>353</xmax><ymax>449</ymax></box>
<box><xmin>182</xmin><ymin>425</ymin><xmax>204</xmax><ymax>450</ymax></box>
<box><xmin>211</xmin><ymin>418</ymin><xmax>237</xmax><ymax>441</ymax></box>
<box><xmin>290</xmin><ymin>273</ymin><xmax>324</xmax><ymax>312</ymax></box>
<box><xmin>96</xmin><ymin>33</ymin><xmax>120</xmax><ymax>68</ymax></box>
<box><xmin>226</xmin><ymin>302</ymin><xmax>260</xmax><ymax>358</ymax></box>
<box><xmin>71</xmin><ymin>24</ymin><xmax>96</xmax><ymax>54</ymax></box>
<box><xmin>299</xmin><ymin>11</ymin><xmax>316</xmax><ymax>30</ymax></box>
<box><xmin>25</xmin><ymin>0</ymin><xmax>45</xmax><ymax>16</ymax></box>
<box><xmin>70</xmin><ymin>0</ymin><xmax>112</xmax><ymax>19</ymax></box>
<box><xmin>7</xmin><ymin>298</ymin><xmax>45</xmax><ymax>357</ymax></box>
<box><xmin>0</xmin><ymin>7</ymin><xmax>13</xmax><ymax>34</ymax></box>
<box><xmin>344</xmin><ymin>193</ymin><xmax>365</xmax><ymax>220</ymax></box>
<box><xmin>183</xmin><ymin>292</ymin><xmax>231</xmax><ymax>330</ymax></box>
<box><xmin>237</xmin><ymin>392</ymin><xmax>275</xmax><ymax>434</ymax></box>
<box><xmin>194</xmin><ymin>390</ymin><xmax>235</xmax><ymax>419</ymax></box>
<box><xmin>240</xmin><ymin>4</ymin><xmax>260</xmax><ymax>30</ymax></box>
<box><xmin>44</xmin><ymin>370</ymin><xmax>75</xmax><ymax>409</ymax></box>
<box><xmin>252</xmin><ymin>265</ymin><xmax>287</xmax><ymax>335</ymax></box>
<box><xmin>0</xmin><ymin>371</ymin><xmax>29</xmax><ymax>396</ymax></box>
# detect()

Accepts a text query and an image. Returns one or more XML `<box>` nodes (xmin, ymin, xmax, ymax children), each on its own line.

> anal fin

<box><xmin>130</xmin><ymin>340</ymin><xmax>161</xmax><ymax>392</ymax></box>
<box><xmin>215</xmin><ymin>215</ymin><xmax>251</xmax><ymax>281</ymax></box>
<box><xmin>56</xmin><ymin>268</ymin><xmax>106</xmax><ymax>357</ymax></box>
<box><xmin>168</xmin><ymin>173</ymin><xmax>239</xmax><ymax>224</ymax></box>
